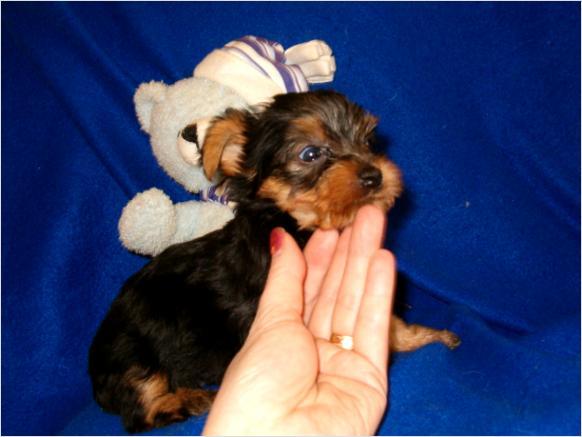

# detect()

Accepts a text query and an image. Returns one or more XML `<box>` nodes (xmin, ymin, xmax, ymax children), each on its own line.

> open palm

<box><xmin>204</xmin><ymin>206</ymin><xmax>395</xmax><ymax>436</ymax></box>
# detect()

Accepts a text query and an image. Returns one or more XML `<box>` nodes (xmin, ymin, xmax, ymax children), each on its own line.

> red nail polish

<box><xmin>270</xmin><ymin>228</ymin><xmax>284</xmax><ymax>255</ymax></box>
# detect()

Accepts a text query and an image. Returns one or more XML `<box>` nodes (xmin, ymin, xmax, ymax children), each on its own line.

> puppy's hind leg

<box><xmin>118</xmin><ymin>367</ymin><xmax>216</xmax><ymax>432</ymax></box>
<box><xmin>389</xmin><ymin>315</ymin><xmax>461</xmax><ymax>352</ymax></box>
<box><xmin>145</xmin><ymin>387</ymin><xmax>216</xmax><ymax>430</ymax></box>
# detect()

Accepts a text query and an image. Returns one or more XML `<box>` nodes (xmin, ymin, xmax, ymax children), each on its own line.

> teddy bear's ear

<box><xmin>202</xmin><ymin>109</ymin><xmax>248</xmax><ymax>181</ymax></box>
<box><xmin>133</xmin><ymin>81</ymin><xmax>167</xmax><ymax>134</ymax></box>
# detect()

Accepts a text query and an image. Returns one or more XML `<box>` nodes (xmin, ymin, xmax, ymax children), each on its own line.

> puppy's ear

<box><xmin>202</xmin><ymin>109</ymin><xmax>248</xmax><ymax>180</ymax></box>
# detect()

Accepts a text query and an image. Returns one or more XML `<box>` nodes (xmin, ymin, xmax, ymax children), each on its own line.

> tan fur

<box><xmin>258</xmin><ymin>157</ymin><xmax>402</xmax><ymax>230</ymax></box>
<box><xmin>390</xmin><ymin>316</ymin><xmax>461</xmax><ymax>352</ymax></box>
<box><xmin>175</xmin><ymin>388</ymin><xmax>216</xmax><ymax>414</ymax></box>
<box><xmin>371</xmin><ymin>157</ymin><xmax>404</xmax><ymax>210</ymax></box>
<box><xmin>202</xmin><ymin>112</ymin><xmax>246</xmax><ymax>180</ymax></box>
<box><xmin>288</xmin><ymin>116</ymin><xmax>329</xmax><ymax>144</ymax></box>
<box><xmin>132</xmin><ymin>371</ymin><xmax>169</xmax><ymax>410</ymax></box>
<box><xmin>125</xmin><ymin>369</ymin><xmax>215</xmax><ymax>428</ymax></box>
<box><xmin>303</xmin><ymin>160</ymin><xmax>365</xmax><ymax>229</ymax></box>
<box><xmin>257</xmin><ymin>177</ymin><xmax>292</xmax><ymax>206</ymax></box>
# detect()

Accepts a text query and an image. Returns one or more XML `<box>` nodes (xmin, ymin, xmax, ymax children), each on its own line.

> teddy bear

<box><xmin>119</xmin><ymin>36</ymin><xmax>336</xmax><ymax>256</ymax></box>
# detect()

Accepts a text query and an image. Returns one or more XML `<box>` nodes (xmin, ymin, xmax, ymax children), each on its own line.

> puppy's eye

<box><xmin>299</xmin><ymin>145</ymin><xmax>324</xmax><ymax>162</ymax></box>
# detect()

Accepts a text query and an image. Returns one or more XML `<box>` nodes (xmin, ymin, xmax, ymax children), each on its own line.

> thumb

<box><xmin>253</xmin><ymin>228</ymin><xmax>306</xmax><ymax>326</ymax></box>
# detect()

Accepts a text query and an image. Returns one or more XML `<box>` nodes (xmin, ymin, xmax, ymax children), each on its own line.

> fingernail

<box><xmin>270</xmin><ymin>228</ymin><xmax>284</xmax><ymax>256</ymax></box>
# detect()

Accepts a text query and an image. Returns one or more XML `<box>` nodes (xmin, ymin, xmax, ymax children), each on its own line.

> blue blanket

<box><xmin>3</xmin><ymin>2</ymin><xmax>580</xmax><ymax>435</ymax></box>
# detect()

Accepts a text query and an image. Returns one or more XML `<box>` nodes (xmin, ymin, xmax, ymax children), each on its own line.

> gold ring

<box><xmin>330</xmin><ymin>333</ymin><xmax>354</xmax><ymax>351</ymax></box>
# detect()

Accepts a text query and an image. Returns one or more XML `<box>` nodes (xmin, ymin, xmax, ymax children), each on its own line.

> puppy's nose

<box><xmin>358</xmin><ymin>166</ymin><xmax>383</xmax><ymax>189</ymax></box>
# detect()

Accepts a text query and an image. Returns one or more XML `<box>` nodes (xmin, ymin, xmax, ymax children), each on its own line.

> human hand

<box><xmin>203</xmin><ymin>205</ymin><xmax>396</xmax><ymax>436</ymax></box>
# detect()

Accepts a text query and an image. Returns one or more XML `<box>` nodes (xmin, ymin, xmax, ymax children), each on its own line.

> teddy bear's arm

<box><xmin>170</xmin><ymin>200</ymin><xmax>234</xmax><ymax>248</ymax></box>
<box><xmin>118</xmin><ymin>188</ymin><xmax>234</xmax><ymax>257</ymax></box>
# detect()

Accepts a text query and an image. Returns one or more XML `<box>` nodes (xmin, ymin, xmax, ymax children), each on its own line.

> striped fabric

<box><xmin>224</xmin><ymin>35</ymin><xmax>309</xmax><ymax>94</ymax></box>
<box><xmin>200</xmin><ymin>185</ymin><xmax>229</xmax><ymax>205</ymax></box>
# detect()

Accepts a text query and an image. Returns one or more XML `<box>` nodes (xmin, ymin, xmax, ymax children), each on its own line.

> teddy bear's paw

<box><xmin>285</xmin><ymin>40</ymin><xmax>333</xmax><ymax>65</ymax></box>
<box><xmin>118</xmin><ymin>188</ymin><xmax>177</xmax><ymax>256</ymax></box>
<box><xmin>296</xmin><ymin>55</ymin><xmax>337</xmax><ymax>84</ymax></box>
<box><xmin>170</xmin><ymin>201</ymin><xmax>235</xmax><ymax>245</ymax></box>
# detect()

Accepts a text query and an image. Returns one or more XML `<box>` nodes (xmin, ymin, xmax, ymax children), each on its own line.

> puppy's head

<box><xmin>201</xmin><ymin>90</ymin><xmax>403</xmax><ymax>230</ymax></box>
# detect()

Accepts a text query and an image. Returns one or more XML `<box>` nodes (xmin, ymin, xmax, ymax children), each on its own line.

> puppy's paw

<box><xmin>178</xmin><ymin>388</ymin><xmax>216</xmax><ymax>416</ymax></box>
<box><xmin>441</xmin><ymin>330</ymin><xmax>461</xmax><ymax>350</ymax></box>
<box><xmin>153</xmin><ymin>407</ymin><xmax>190</xmax><ymax>428</ymax></box>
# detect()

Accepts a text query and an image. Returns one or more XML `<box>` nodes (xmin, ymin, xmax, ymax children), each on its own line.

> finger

<box><xmin>307</xmin><ymin>226</ymin><xmax>353</xmax><ymax>339</ymax></box>
<box><xmin>252</xmin><ymin>228</ymin><xmax>306</xmax><ymax>330</ymax></box>
<box><xmin>353</xmin><ymin>249</ymin><xmax>396</xmax><ymax>376</ymax></box>
<box><xmin>331</xmin><ymin>205</ymin><xmax>386</xmax><ymax>337</ymax></box>
<box><xmin>303</xmin><ymin>229</ymin><xmax>339</xmax><ymax>323</ymax></box>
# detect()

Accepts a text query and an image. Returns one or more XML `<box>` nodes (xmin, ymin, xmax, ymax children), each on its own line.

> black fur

<box><xmin>89</xmin><ymin>201</ymin><xmax>308</xmax><ymax>430</ymax></box>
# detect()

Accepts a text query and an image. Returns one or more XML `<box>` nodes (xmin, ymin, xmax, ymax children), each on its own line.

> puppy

<box><xmin>89</xmin><ymin>90</ymin><xmax>459</xmax><ymax>433</ymax></box>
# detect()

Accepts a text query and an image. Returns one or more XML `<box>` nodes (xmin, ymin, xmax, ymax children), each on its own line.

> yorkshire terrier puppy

<box><xmin>89</xmin><ymin>91</ymin><xmax>459</xmax><ymax>432</ymax></box>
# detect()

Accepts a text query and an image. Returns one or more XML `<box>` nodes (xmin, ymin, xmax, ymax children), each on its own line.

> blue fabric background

<box><xmin>2</xmin><ymin>2</ymin><xmax>580</xmax><ymax>435</ymax></box>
